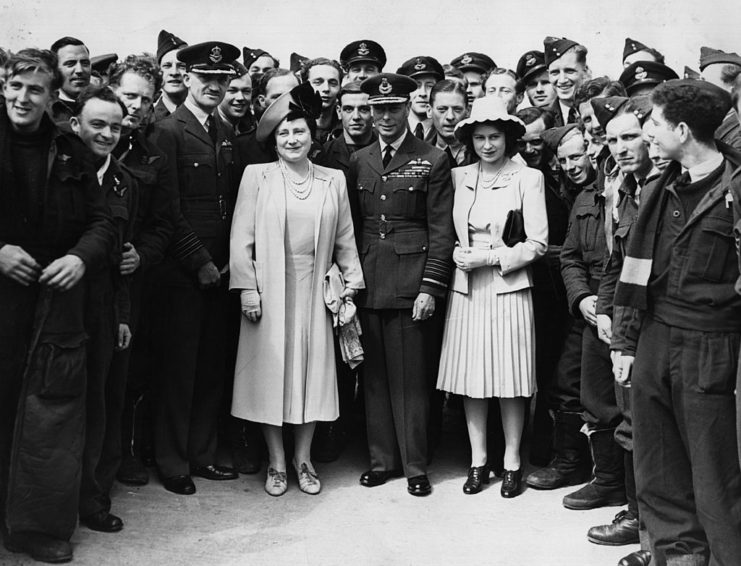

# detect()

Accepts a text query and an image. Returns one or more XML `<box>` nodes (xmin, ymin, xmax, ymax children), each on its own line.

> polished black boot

<box><xmin>526</xmin><ymin>410</ymin><xmax>591</xmax><ymax>489</ymax></box>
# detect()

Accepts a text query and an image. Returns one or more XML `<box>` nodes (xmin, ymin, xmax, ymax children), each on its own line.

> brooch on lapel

<box><xmin>112</xmin><ymin>174</ymin><xmax>128</xmax><ymax>198</ymax></box>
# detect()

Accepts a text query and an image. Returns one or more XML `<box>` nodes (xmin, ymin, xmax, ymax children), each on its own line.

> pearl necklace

<box><xmin>479</xmin><ymin>163</ymin><xmax>506</xmax><ymax>189</ymax></box>
<box><xmin>280</xmin><ymin>159</ymin><xmax>314</xmax><ymax>200</ymax></box>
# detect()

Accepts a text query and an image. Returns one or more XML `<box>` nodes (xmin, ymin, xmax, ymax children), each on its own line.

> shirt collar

<box><xmin>184</xmin><ymin>98</ymin><xmax>213</xmax><ymax>130</ymax></box>
<box><xmin>58</xmin><ymin>90</ymin><xmax>76</xmax><ymax>103</ymax></box>
<box><xmin>96</xmin><ymin>154</ymin><xmax>112</xmax><ymax>186</ymax></box>
<box><xmin>160</xmin><ymin>94</ymin><xmax>178</xmax><ymax>114</ymax></box>
<box><xmin>685</xmin><ymin>152</ymin><xmax>724</xmax><ymax>183</ymax></box>
<box><xmin>379</xmin><ymin>130</ymin><xmax>408</xmax><ymax>153</ymax></box>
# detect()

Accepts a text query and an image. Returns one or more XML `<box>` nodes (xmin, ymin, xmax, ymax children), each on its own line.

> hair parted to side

<box><xmin>300</xmin><ymin>58</ymin><xmax>343</xmax><ymax>83</ymax></box>
<box><xmin>430</xmin><ymin>79</ymin><xmax>468</xmax><ymax>106</ymax></box>
<box><xmin>5</xmin><ymin>48</ymin><xmax>62</xmax><ymax>91</ymax></box>
<box><xmin>651</xmin><ymin>82</ymin><xmax>729</xmax><ymax>144</ymax></box>
<box><xmin>108</xmin><ymin>54</ymin><xmax>162</xmax><ymax>92</ymax></box>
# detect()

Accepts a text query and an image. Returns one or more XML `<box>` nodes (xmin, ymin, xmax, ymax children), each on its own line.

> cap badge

<box><xmin>209</xmin><ymin>46</ymin><xmax>222</xmax><ymax>64</ymax></box>
<box><xmin>379</xmin><ymin>77</ymin><xmax>392</xmax><ymax>95</ymax></box>
<box><xmin>635</xmin><ymin>67</ymin><xmax>647</xmax><ymax>80</ymax></box>
<box><xmin>414</xmin><ymin>58</ymin><xmax>426</xmax><ymax>71</ymax></box>
<box><xmin>605</xmin><ymin>103</ymin><xmax>615</xmax><ymax>111</ymax></box>
<box><xmin>461</xmin><ymin>54</ymin><xmax>473</xmax><ymax>65</ymax></box>
<box><xmin>358</xmin><ymin>42</ymin><xmax>370</xmax><ymax>56</ymax></box>
<box><xmin>525</xmin><ymin>54</ymin><xmax>536</xmax><ymax>67</ymax></box>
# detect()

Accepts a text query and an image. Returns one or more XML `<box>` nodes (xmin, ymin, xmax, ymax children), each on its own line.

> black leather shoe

<box><xmin>407</xmin><ymin>475</ymin><xmax>432</xmax><ymax>496</ymax></box>
<box><xmin>161</xmin><ymin>474</ymin><xmax>196</xmax><ymax>495</ymax></box>
<box><xmin>500</xmin><ymin>469</ymin><xmax>523</xmax><ymax>498</ymax></box>
<box><xmin>191</xmin><ymin>464</ymin><xmax>238</xmax><ymax>481</ymax></box>
<box><xmin>116</xmin><ymin>454</ymin><xmax>149</xmax><ymax>486</ymax></box>
<box><xmin>359</xmin><ymin>469</ymin><xmax>403</xmax><ymax>487</ymax></box>
<box><xmin>463</xmin><ymin>465</ymin><xmax>490</xmax><ymax>494</ymax></box>
<box><xmin>4</xmin><ymin>531</ymin><xmax>73</xmax><ymax>563</ymax></box>
<box><xmin>587</xmin><ymin>509</ymin><xmax>639</xmax><ymax>546</ymax></box>
<box><xmin>80</xmin><ymin>510</ymin><xmax>124</xmax><ymax>533</ymax></box>
<box><xmin>618</xmin><ymin>550</ymin><xmax>651</xmax><ymax>566</ymax></box>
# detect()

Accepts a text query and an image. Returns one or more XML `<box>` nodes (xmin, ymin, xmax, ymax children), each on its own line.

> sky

<box><xmin>2</xmin><ymin>0</ymin><xmax>740</xmax><ymax>79</ymax></box>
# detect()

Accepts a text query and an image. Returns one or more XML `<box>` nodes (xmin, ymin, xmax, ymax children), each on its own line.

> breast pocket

<box><xmin>689</xmin><ymin>215</ymin><xmax>735</xmax><ymax>283</ymax></box>
<box><xmin>574</xmin><ymin>205</ymin><xmax>600</xmax><ymax>252</ymax></box>
<box><xmin>391</xmin><ymin>175</ymin><xmax>428</xmax><ymax>217</ymax></box>
<box><xmin>357</xmin><ymin>177</ymin><xmax>377</xmax><ymax>215</ymax></box>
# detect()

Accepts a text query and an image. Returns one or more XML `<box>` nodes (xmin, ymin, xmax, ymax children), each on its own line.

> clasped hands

<box><xmin>240</xmin><ymin>287</ymin><xmax>359</xmax><ymax>323</ymax></box>
<box><xmin>0</xmin><ymin>244</ymin><xmax>85</xmax><ymax>291</ymax></box>
<box><xmin>453</xmin><ymin>246</ymin><xmax>498</xmax><ymax>272</ymax></box>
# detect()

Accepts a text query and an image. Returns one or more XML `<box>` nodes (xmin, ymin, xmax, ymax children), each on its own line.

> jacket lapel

<box><xmin>681</xmin><ymin>161</ymin><xmax>733</xmax><ymax>234</ymax></box>
<box><xmin>384</xmin><ymin>131</ymin><xmax>416</xmax><ymax>173</ymax></box>
<box><xmin>263</xmin><ymin>164</ymin><xmax>286</xmax><ymax>238</ymax></box>
<box><xmin>177</xmin><ymin>106</ymin><xmax>213</xmax><ymax>149</ymax></box>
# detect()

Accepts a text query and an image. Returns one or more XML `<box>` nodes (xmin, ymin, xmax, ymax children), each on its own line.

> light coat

<box><xmin>229</xmin><ymin>162</ymin><xmax>364</xmax><ymax>425</ymax></box>
<box><xmin>450</xmin><ymin>159</ymin><xmax>548</xmax><ymax>295</ymax></box>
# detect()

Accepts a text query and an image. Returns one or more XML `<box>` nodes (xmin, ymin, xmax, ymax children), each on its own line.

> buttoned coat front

<box><xmin>229</xmin><ymin>162</ymin><xmax>364</xmax><ymax>426</ymax></box>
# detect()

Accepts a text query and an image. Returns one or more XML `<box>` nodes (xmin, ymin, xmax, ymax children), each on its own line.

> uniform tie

<box><xmin>567</xmin><ymin>106</ymin><xmax>578</xmax><ymax>124</ymax></box>
<box><xmin>206</xmin><ymin>115</ymin><xmax>218</xmax><ymax>144</ymax></box>
<box><xmin>414</xmin><ymin>122</ymin><xmax>425</xmax><ymax>140</ymax></box>
<box><xmin>382</xmin><ymin>145</ymin><xmax>393</xmax><ymax>168</ymax></box>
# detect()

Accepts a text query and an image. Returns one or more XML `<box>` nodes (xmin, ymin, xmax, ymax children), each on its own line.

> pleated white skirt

<box><xmin>436</xmin><ymin>267</ymin><xmax>536</xmax><ymax>399</ymax></box>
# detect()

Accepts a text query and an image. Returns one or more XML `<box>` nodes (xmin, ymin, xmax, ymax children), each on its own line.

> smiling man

<box><xmin>50</xmin><ymin>36</ymin><xmax>91</xmax><ymax>122</ymax></box>
<box><xmin>150</xmin><ymin>41</ymin><xmax>242</xmax><ymax>496</ymax></box>
<box><xmin>348</xmin><ymin>73</ymin><xmax>454</xmax><ymax>498</ymax></box>
<box><xmin>153</xmin><ymin>29</ymin><xmax>188</xmax><ymax>122</ymax></box>
<box><xmin>340</xmin><ymin>39</ymin><xmax>386</xmax><ymax>84</ymax></box>
<box><xmin>544</xmin><ymin>36</ymin><xmax>591</xmax><ymax>127</ymax></box>
<box><xmin>218</xmin><ymin>62</ymin><xmax>254</xmax><ymax>135</ymax></box>
<box><xmin>517</xmin><ymin>50</ymin><xmax>556</xmax><ymax>109</ymax></box>
<box><xmin>398</xmin><ymin>55</ymin><xmax>444</xmax><ymax>143</ymax></box>
<box><xmin>0</xmin><ymin>49</ymin><xmax>113</xmax><ymax>564</ymax></box>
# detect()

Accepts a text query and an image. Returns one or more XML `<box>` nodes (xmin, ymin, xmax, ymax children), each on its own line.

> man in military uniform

<box><xmin>619</xmin><ymin>62</ymin><xmax>678</xmax><ymax>98</ymax></box>
<box><xmin>339</xmin><ymin>40</ymin><xmax>386</xmax><ymax>84</ymax></box>
<box><xmin>397</xmin><ymin>56</ymin><xmax>444</xmax><ymax>143</ymax></box>
<box><xmin>544</xmin><ymin>36</ymin><xmax>591</xmax><ymax>127</ymax></box>
<box><xmin>449</xmin><ymin>52</ymin><xmax>496</xmax><ymax>107</ymax></box>
<box><xmin>150</xmin><ymin>41</ymin><xmax>242</xmax><ymax>495</ymax></box>
<box><xmin>517</xmin><ymin>50</ymin><xmax>556</xmax><ymax>109</ymax></box>
<box><xmin>622</xmin><ymin>38</ymin><xmax>665</xmax><ymax>69</ymax></box>
<box><xmin>217</xmin><ymin>62</ymin><xmax>254</xmax><ymax>135</ymax></box>
<box><xmin>242</xmin><ymin>47</ymin><xmax>279</xmax><ymax>78</ymax></box>
<box><xmin>427</xmin><ymin>79</ymin><xmax>470</xmax><ymax>167</ymax></box>
<box><xmin>614</xmin><ymin>79</ymin><xmax>741</xmax><ymax>566</ymax></box>
<box><xmin>699</xmin><ymin>47</ymin><xmax>741</xmax><ymax>150</ymax></box>
<box><xmin>49</xmin><ymin>36</ymin><xmax>91</xmax><ymax>123</ymax></box>
<box><xmin>301</xmin><ymin>58</ymin><xmax>343</xmax><ymax>143</ymax></box>
<box><xmin>153</xmin><ymin>30</ymin><xmax>188</xmax><ymax>123</ymax></box>
<box><xmin>348</xmin><ymin>73</ymin><xmax>455</xmax><ymax>497</ymax></box>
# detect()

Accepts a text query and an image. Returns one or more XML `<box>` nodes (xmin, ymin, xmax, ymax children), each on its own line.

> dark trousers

<box><xmin>548</xmin><ymin>317</ymin><xmax>585</xmax><ymax>413</ymax></box>
<box><xmin>79</xmin><ymin>275</ymin><xmax>120</xmax><ymax>518</ymax></box>
<box><xmin>580</xmin><ymin>324</ymin><xmax>621</xmax><ymax>429</ymax></box>
<box><xmin>633</xmin><ymin>317</ymin><xmax>741</xmax><ymax>566</ymax></box>
<box><xmin>360</xmin><ymin>308</ymin><xmax>441</xmax><ymax>478</ymax></box>
<box><xmin>154</xmin><ymin>280</ymin><xmax>229</xmax><ymax>478</ymax></box>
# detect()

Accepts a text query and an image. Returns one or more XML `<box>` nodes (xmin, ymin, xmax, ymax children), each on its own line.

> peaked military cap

<box><xmin>242</xmin><ymin>47</ymin><xmax>278</xmax><ymax>69</ymax></box>
<box><xmin>543</xmin><ymin>36</ymin><xmax>581</xmax><ymax>67</ymax></box>
<box><xmin>516</xmin><ymin>50</ymin><xmax>546</xmax><ymax>84</ymax></box>
<box><xmin>361</xmin><ymin>73</ymin><xmax>417</xmax><ymax>105</ymax></box>
<box><xmin>91</xmin><ymin>53</ymin><xmax>117</xmax><ymax>75</ymax></box>
<box><xmin>157</xmin><ymin>29</ymin><xmax>187</xmax><ymax>63</ymax></box>
<box><xmin>590</xmin><ymin>96</ymin><xmax>630</xmax><ymax>129</ymax></box>
<box><xmin>619</xmin><ymin>61</ymin><xmax>678</xmax><ymax>95</ymax></box>
<box><xmin>699</xmin><ymin>46</ymin><xmax>741</xmax><ymax>70</ymax></box>
<box><xmin>623</xmin><ymin>38</ymin><xmax>652</xmax><ymax>61</ymax></box>
<box><xmin>450</xmin><ymin>52</ymin><xmax>496</xmax><ymax>74</ymax></box>
<box><xmin>397</xmin><ymin>56</ymin><xmax>444</xmax><ymax>81</ymax></box>
<box><xmin>340</xmin><ymin>40</ymin><xmax>386</xmax><ymax>71</ymax></box>
<box><xmin>541</xmin><ymin>123</ymin><xmax>581</xmax><ymax>152</ymax></box>
<box><xmin>177</xmin><ymin>42</ymin><xmax>239</xmax><ymax>75</ymax></box>
<box><xmin>683</xmin><ymin>66</ymin><xmax>701</xmax><ymax>80</ymax></box>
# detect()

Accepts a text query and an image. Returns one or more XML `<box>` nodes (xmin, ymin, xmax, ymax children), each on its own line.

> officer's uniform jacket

<box><xmin>152</xmin><ymin>97</ymin><xmax>173</xmax><ymax>123</ymax></box>
<box><xmin>348</xmin><ymin>131</ymin><xmax>455</xmax><ymax>310</ymax></box>
<box><xmin>151</xmin><ymin>104</ymin><xmax>239</xmax><ymax>275</ymax></box>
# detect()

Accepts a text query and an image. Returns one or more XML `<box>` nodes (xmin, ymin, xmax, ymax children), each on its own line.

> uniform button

<box><xmin>380</xmin><ymin>195</ymin><xmax>386</xmax><ymax>201</ymax></box>
<box><xmin>381</xmin><ymin>176</ymin><xmax>387</xmax><ymax>182</ymax></box>
<box><xmin>380</xmin><ymin>233</ymin><xmax>386</xmax><ymax>239</ymax></box>
<box><xmin>422</xmin><ymin>246</ymin><xmax>427</xmax><ymax>251</ymax></box>
<box><xmin>672</xmin><ymin>210</ymin><xmax>680</xmax><ymax>218</ymax></box>
<box><xmin>408</xmin><ymin>186</ymin><xmax>414</xmax><ymax>191</ymax></box>
<box><xmin>380</xmin><ymin>214</ymin><xmax>386</xmax><ymax>221</ymax></box>
<box><xmin>193</xmin><ymin>163</ymin><xmax>199</xmax><ymax>167</ymax></box>
<box><xmin>217</xmin><ymin>172</ymin><xmax>222</xmax><ymax>177</ymax></box>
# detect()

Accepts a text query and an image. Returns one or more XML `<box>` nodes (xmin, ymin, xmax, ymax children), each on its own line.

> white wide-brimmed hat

<box><xmin>454</xmin><ymin>96</ymin><xmax>526</xmax><ymax>143</ymax></box>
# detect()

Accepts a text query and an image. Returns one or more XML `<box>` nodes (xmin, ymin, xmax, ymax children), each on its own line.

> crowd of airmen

<box><xmin>0</xmin><ymin>29</ymin><xmax>741</xmax><ymax>566</ymax></box>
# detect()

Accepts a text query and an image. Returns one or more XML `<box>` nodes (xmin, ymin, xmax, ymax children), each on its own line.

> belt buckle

<box><xmin>379</xmin><ymin>218</ymin><xmax>389</xmax><ymax>239</ymax></box>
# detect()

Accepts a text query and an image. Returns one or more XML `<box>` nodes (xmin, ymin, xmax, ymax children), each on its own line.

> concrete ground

<box><xmin>0</xmin><ymin>411</ymin><xmax>637</xmax><ymax>566</ymax></box>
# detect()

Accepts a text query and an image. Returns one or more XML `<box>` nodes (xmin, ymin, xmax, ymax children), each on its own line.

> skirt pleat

<box><xmin>436</xmin><ymin>267</ymin><xmax>536</xmax><ymax>399</ymax></box>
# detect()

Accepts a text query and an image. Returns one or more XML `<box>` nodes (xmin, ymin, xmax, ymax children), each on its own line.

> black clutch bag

<box><xmin>502</xmin><ymin>209</ymin><xmax>526</xmax><ymax>247</ymax></box>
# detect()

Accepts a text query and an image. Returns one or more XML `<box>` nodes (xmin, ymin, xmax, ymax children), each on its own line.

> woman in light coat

<box><xmin>230</xmin><ymin>83</ymin><xmax>364</xmax><ymax>496</ymax></box>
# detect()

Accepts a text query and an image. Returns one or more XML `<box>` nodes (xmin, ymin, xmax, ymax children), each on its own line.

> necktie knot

<box><xmin>382</xmin><ymin>145</ymin><xmax>393</xmax><ymax>168</ymax></box>
<box><xmin>414</xmin><ymin>122</ymin><xmax>425</xmax><ymax>140</ymax></box>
